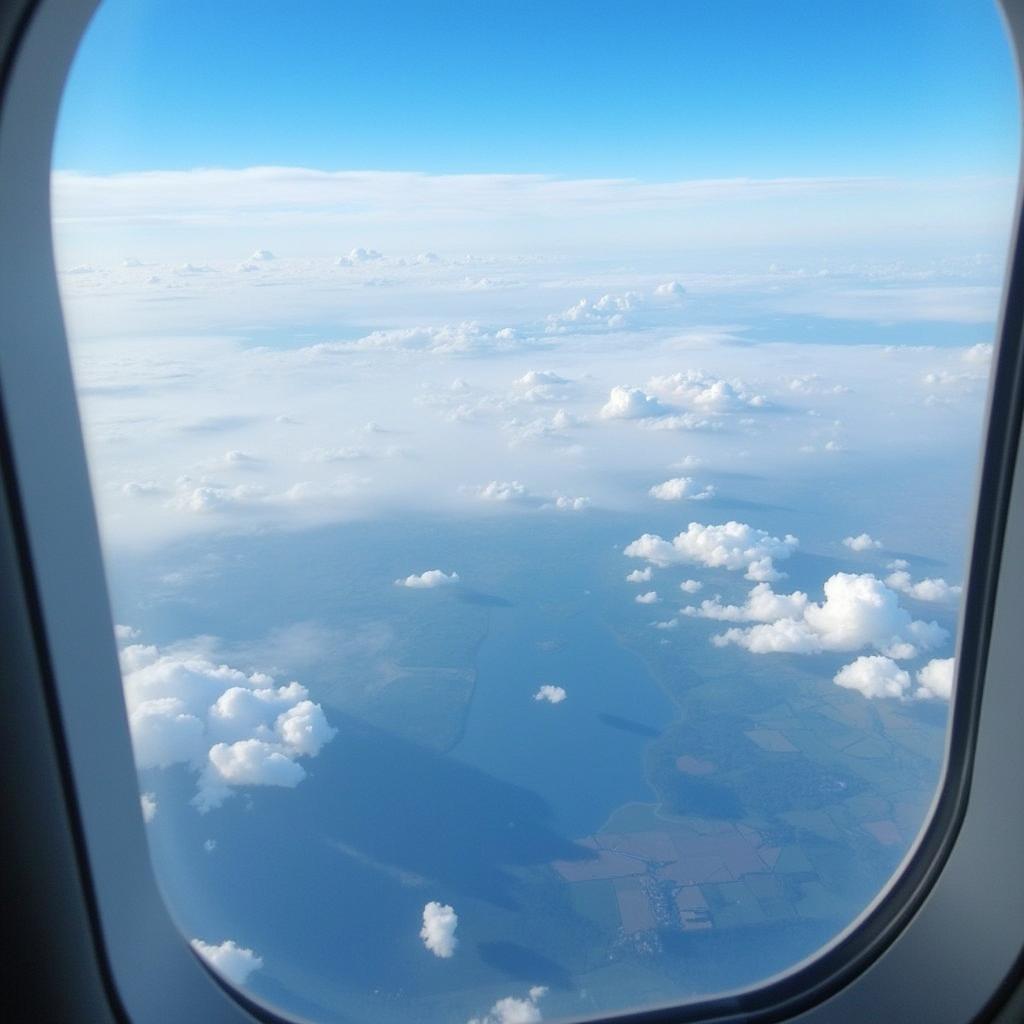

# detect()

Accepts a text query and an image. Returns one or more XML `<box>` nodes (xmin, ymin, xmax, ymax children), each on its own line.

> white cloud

<box><xmin>547</xmin><ymin>292</ymin><xmax>641</xmax><ymax>332</ymax></box>
<box><xmin>207</xmin><ymin>739</ymin><xmax>306</xmax><ymax>787</ymax></box>
<box><xmin>843</xmin><ymin>533</ymin><xmax>882</xmax><ymax>552</ymax></box>
<box><xmin>504</xmin><ymin>408</ymin><xmax>578</xmax><ymax>446</ymax></box>
<box><xmin>916</xmin><ymin>657</ymin><xmax>955</xmax><ymax>700</ymax></box>
<box><xmin>190</xmin><ymin>939</ymin><xmax>263</xmax><ymax>986</ymax></box>
<box><xmin>315</xmin><ymin>321</ymin><xmax>517</xmax><ymax>356</ymax></box>
<box><xmin>653</xmin><ymin>280</ymin><xmax>686</xmax><ymax>300</ymax></box>
<box><xmin>624</xmin><ymin>520</ymin><xmax>798</xmax><ymax>583</ymax></box>
<box><xmin>885</xmin><ymin>570</ymin><xmax>962</xmax><ymax>604</ymax></box>
<box><xmin>115</xmin><ymin>623</ymin><xmax>141</xmax><ymax>641</ymax></box>
<box><xmin>249</xmin><ymin>249</ymin><xmax>275</xmax><ymax>261</ymax></box>
<box><xmin>833</xmin><ymin>656</ymin><xmax>911</xmax><ymax>699</ymax></box>
<box><xmin>788</xmin><ymin>373</ymin><xmax>849</xmax><ymax>395</ymax></box>
<box><xmin>552</xmin><ymin>495</ymin><xmax>590</xmax><ymax>511</ymax></box>
<box><xmin>396</xmin><ymin>569</ymin><xmax>460</xmax><ymax>589</ymax></box>
<box><xmin>712</xmin><ymin>572</ymin><xmax>947</xmax><ymax>658</ymax></box>
<box><xmin>626</xmin><ymin>567</ymin><xmax>653</xmax><ymax>584</ymax></box>
<box><xmin>468</xmin><ymin>987</ymin><xmax>547</xmax><ymax>1024</ymax></box>
<box><xmin>534</xmin><ymin>685</ymin><xmax>567</xmax><ymax>704</ymax></box>
<box><xmin>962</xmin><ymin>342</ymin><xmax>993</xmax><ymax>364</ymax></box>
<box><xmin>140</xmin><ymin>792</ymin><xmax>157</xmax><ymax>823</ymax></box>
<box><xmin>129</xmin><ymin>697</ymin><xmax>207</xmax><ymax>769</ymax></box>
<box><xmin>336</xmin><ymin>247</ymin><xmax>383</xmax><ymax>265</ymax></box>
<box><xmin>635</xmin><ymin>591</ymin><xmax>660</xmax><ymax>605</ymax></box>
<box><xmin>599</xmin><ymin>385</ymin><xmax>667</xmax><ymax>420</ymax></box>
<box><xmin>475</xmin><ymin>480</ymin><xmax>530</xmax><ymax>502</ymax></box>
<box><xmin>118</xmin><ymin>639</ymin><xmax>335</xmax><ymax>811</ymax></box>
<box><xmin>122</xmin><ymin>480</ymin><xmax>164</xmax><ymax>498</ymax></box>
<box><xmin>679</xmin><ymin>579</ymin><xmax>703</xmax><ymax>594</ymax></box>
<box><xmin>275</xmin><ymin>700</ymin><xmax>337</xmax><ymax>756</ymax></box>
<box><xmin>646</xmin><ymin>370</ymin><xmax>765</xmax><ymax>412</ymax></box>
<box><xmin>515</xmin><ymin>370</ymin><xmax>568</xmax><ymax>387</ymax></box>
<box><xmin>683</xmin><ymin>582</ymin><xmax>808</xmax><ymax>622</ymax></box>
<box><xmin>670</xmin><ymin>455</ymin><xmax>703</xmax><ymax>470</ymax></box>
<box><xmin>648</xmin><ymin>477</ymin><xmax>715</xmax><ymax>501</ymax></box>
<box><xmin>421</xmin><ymin>901</ymin><xmax>458</xmax><ymax>958</ymax></box>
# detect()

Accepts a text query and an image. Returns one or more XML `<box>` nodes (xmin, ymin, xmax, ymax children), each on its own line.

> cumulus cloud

<box><xmin>885</xmin><ymin>570</ymin><xmax>962</xmax><ymax>604</ymax></box>
<box><xmin>599</xmin><ymin>385</ymin><xmax>668</xmax><ymax>420</ymax></box>
<box><xmin>712</xmin><ymin>572</ymin><xmax>947</xmax><ymax>658</ymax></box>
<box><xmin>916</xmin><ymin>657</ymin><xmax>955</xmax><ymax>700</ymax></box>
<box><xmin>833</xmin><ymin>656</ymin><xmax>911</xmax><ymax>699</ymax></box>
<box><xmin>249</xmin><ymin>249</ymin><xmax>275</xmax><ymax>261</ymax></box>
<box><xmin>624</xmin><ymin>520</ymin><xmax>798</xmax><ymax>583</ymax></box>
<box><xmin>119</xmin><ymin>636</ymin><xmax>336</xmax><ymax>812</ymax></box>
<box><xmin>962</xmin><ymin>342</ymin><xmax>993</xmax><ymax>364</ymax></box>
<box><xmin>551</xmin><ymin>495</ymin><xmax>590</xmax><ymax>511</ymax></box>
<box><xmin>648</xmin><ymin>477</ymin><xmax>715</xmax><ymax>501</ymax></box>
<box><xmin>534</xmin><ymin>685</ymin><xmax>567</xmax><ymax>704</ymax></box>
<box><xmin>395</xmin><ymin>569</ymin><xmax>460</xmax><ymax>589</ymax></box>
<box><xmin>547</xmin><ymin>291</ymin><xmax>641</xmax><ymax>332</ymax></box>
<box><xmin>679</xmin><ymin>579</ymin><xmax>703</xmax><ymax>594</ymax></box>
<box><xmin>190</xmin><ymin>939</ymin><xmax>263</xmax><ymax>986</ymax></box>
<box><xmin>474</xmin><ymin>480</ymin><xmax>530</xmax><ymax>503</ymax></box>
<box><xmin>421</xmin><ymin>901</ymin><xmax>459</xmax><ymax>958</ymax></box>
<box><xmin>646</xmin><ymin>370</ymin><xmax>766</xmax><ymax>412</ymax></box>
<box><xmin>653</xmin><ymin>280</ymin><xmax>686</xmax><ymax>300</ymax></box>
<box><xmin>635</xmin><ymin>591</ymin><xmax>660</xmax><ymax>605</ymax></box>
<box><xmin>206</xmin><ymin>739</ymin><xmax>306</xmax><ymax>793</ymax></box>
<box><xmin>336</xmin><ymin>247</ymin><xmax>383</xmax><ymax>265</ymax></box>
<box><xmin>626</xmin><ymin>567</ymin><xmax>653</xmax><ymax>583</ymax></box>
<box><xmin>468</xmin><ymin>987</ymin><xmax>548</xmax><ymax>1024</ymax></box>
<box><xmin>504</xmin><ymin>408</ymin><xmax>579</xmax><ymax>446</ymax></box>
<box><xmin>140</xmin><ymin>792</ymin><xmax>157</xmax><ymax>823</ymax></box>
<box><xmin>515</xmin><ymin>370</ymin><xmax>568</xmax><ymax>387</ymax></box>
<box><xmin>683</xmin><ymin>582</ymin><xmax>808</xmax><ymax>622</ymax></box>
<box><xmin>843</xmin><ymin>533</ymin><xmax>883</xmax><ymax>552</ymax></box>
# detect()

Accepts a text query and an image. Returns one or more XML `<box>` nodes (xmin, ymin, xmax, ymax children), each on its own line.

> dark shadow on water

<box><xmin>456</xmin><ymin>589</ymin><xmax>513</xmax><ymax>607</ymax></box>
<box><xmin>176</xmin><ymin>711</ymin><xmax>597</xmax><ymax>989</ymax></box>
<box><xmin>598</xmin><ymin>713</ymin><xmax>661</xmax><ymax>739</ymax></box>
<box><xmin>476</xmin><ymin>941</ymin><xmax>573</xmax><ymax>991</ymax></box>
<box><xmin>304</xmin><ymin>713</ymin><xmax>591</xmax><ymax>908</ymax></box>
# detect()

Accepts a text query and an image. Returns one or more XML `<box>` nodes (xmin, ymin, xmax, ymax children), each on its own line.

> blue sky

<box><xmin>56</xmin><ymin>0</ymin><xmax>1019</xmax><ymax>178</ymax></box>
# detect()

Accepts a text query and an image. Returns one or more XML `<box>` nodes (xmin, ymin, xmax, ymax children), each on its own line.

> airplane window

<box><xmin>49</xmin><ymin>2</ymin><xmax>1019</xmax><ymax>1022</ymax></box>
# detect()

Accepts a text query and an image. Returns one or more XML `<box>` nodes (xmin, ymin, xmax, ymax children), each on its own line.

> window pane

<box><xmin>52</xmin><ymin>2</ymin><xmax>1018</xmax><ymax>1021</ymax></box>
